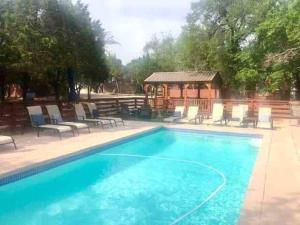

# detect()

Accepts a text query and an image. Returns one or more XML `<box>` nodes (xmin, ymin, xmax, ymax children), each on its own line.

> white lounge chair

<box><xmin>227</xmin><ymin>104</ymin><xmax>249</xmax><ymax>126</ymax></box>
<box><xmin>45</xmin><ymin>105</ymin><xmax>90</xmax><ymax>135</ymax></box>
<box><xmin>0</xmin><ymin>135</ymin><xmax>16</xmax><ymax>149</ymax></box>
<box><xmin>178</xmin><ymin>106</ymin><xmax>200</xmax><ymax>124</ymax></box>
<box><xmin>85</xmin><ymin>102</ymin><xmax>124</xmax><ymax>126</ymax></box>
<box><xmin>163</xmin><ymin>106</ymin><xmax>185</xmax><ymax>122</ymax></box>
<box><xmin>257</xmin><ymin>107</ymin><xmax>273</xmax><ymax>129</ymax></box>
<box><xmin>74</xmin><ymin>103</ymin><xmax>112</xmax><ymax>128</ymax></box>
<box><xmin>202</xmin><ymin>103</ymin><xmax>224</xmax><ymax>125</ymax></box>
<box><xmin>27</xmin><ymin>106</ymin><xmax>74</xmax><ymax>139</ymax></box>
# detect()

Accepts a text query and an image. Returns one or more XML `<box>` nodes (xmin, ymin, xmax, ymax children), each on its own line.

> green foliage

<box><xmin>236</xmin><ymin>68</ymin><xmax>259</xmax><ymax>90</ymax></box>
<box><xmin>255</xmin><ymin>0</ymin><xmax>300</xmax><ymax>97</ymax></box>
<box><xmin>106</xmin><ymin>54</ymin><xmax>124</xmax><ymax>80</ymax></box>
<box><xmin>0</xmin><ymin>0</ymin><xmax>109</xmax><ymax>101</ymax></box>
<box><xmin>127</xmin><ymin>0</ymin><xmax>300</xmax><ymax>99</ymax></box>
<box><xmin>126</xmin><ymin>34</ymin><xmax>178</xmax><ymax>92</ymax></box>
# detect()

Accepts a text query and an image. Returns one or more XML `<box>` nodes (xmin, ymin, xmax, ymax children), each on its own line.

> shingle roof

<box><xmin>144</xmin><ymin>71</ymin><xmax>218</xmax><ymax>83</ymax></box>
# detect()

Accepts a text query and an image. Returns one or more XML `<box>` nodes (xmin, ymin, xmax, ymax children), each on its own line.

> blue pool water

<box><xmin>0</xmin><ymin>128</ymin><xmax>260</xmax><ymax>225</ymax></box>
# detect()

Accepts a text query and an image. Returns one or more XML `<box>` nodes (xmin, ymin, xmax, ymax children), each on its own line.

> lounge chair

<box><xmin>85</xmin><ymin>102</ymin><xmax>124</xmax><ymax>126</ymax></box>
<box><xmin>0</xmin><ymin>135</ymin><xmax>16</xmax><ymax>149</ymax></box>
<box><xmin>45</xmin><ymin>105</ymin><xmax>90</xmax><ymax>135</ymax></box>
<box><xmin>227</xmin><ymin>104</ymin><xmax>249</xmax><ymax>126</ymax></box>
<box><xmin>178</xmin><ymin>106</ymin><xmax>200</xmax><ymax>124</ymax></box>
<box><xmin>27</xmin><ymin>106</ymin><xmax>74</xmax><ymax>139</ymax></box>
<box><xmin>257</xmin><ymin>107</ymin><xmax>273</xmax><ymax>129</ymax></box>
<box><xmin>163</xmin><ymin>106</ymin><xmax>185</xmax><ymax>123</ymax></box>
<box><xmin>74</xmin><ymin>103</ymin><xmax>112</xmax><ymax>128</ymax></box>
<box><xmin>291</xmin><ymin>104</ymin><xmax>300</xmax><ymax>125</ymax></box>
<box><xmin>202</xmin><ymin>103</ymin><xmax>225</xmax><ymax>125</ymax></box>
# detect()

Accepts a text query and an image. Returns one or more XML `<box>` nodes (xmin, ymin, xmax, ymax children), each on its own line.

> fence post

<box><xmin>116</xmin><ymin>98</ymin><xmax>119</xmax><ymax>114</ymax></box>
<box><xmin>134</xmin><ymin>98</ymin><xmax>137</xmax><ymax>109</ymax></box>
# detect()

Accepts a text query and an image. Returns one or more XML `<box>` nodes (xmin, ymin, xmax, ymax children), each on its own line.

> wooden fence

<box><xmin>0</xmin><ymin>97</ymin><xmax>146</xmax><ymax>132</ymax></box>
<box><xmin>1</xmin><ymin>96</ymin><xmax>299</xmax><ymax>133</ymax></box>
<box><xmin>148</xmin><ymin>97</ymin><xmax>300</xmax><ymax>119</ymax></box>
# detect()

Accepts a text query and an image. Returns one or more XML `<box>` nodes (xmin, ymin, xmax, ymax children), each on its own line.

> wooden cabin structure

<box><xmin>144</xmin><ymin>71</ymin><xmax>222</xmax><ymax>109</ymax></box>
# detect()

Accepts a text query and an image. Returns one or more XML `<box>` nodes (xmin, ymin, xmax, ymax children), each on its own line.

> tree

<box><xmin>126</xmin><ymin>34</ymin><xmax>178</xmax><ymax>92</ymax></box>
<box><xmin>0</xmin><ymin>0</ymin><xmax>109</xmax><ymax>102</ymax></box>
<box><xmin>179</xmin><ymin>0</ymin><xmax>274</xmax><ymax>90</ymax></box>
<box><xmin>0</xmin><ymin>0</ymin><xmax>15</xmax><ymax>100</ymax></box>
<box><xmin>255</xmin><ymin>0</ymin><xmax>300</xmax><ymax>98</ymax></box>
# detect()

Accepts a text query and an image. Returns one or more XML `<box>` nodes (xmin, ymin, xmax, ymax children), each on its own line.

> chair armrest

<box><xmin>78</xmin><ymin>116</ymin><xmax>85</xmax><ymax>121</ymax></box>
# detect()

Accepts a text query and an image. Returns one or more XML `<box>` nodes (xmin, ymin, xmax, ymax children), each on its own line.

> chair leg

<box><xmin>57</xmin><ymin>130</ymin><xmax>62</xmax><ymax>140</ymax></box>
<box><xmin>37</xmin><ymin>128</ymin><xmax>40</xmax><ymax>137</ymax></box>
<box><xmin>87</xmin><ymin>127</ymin><xmax>91</xmax><ymax>133</ymax></box>
<box><xmin>114</xmin><ymin>120</ymin><xmax>118</xmax><ymax>127</ymax></box>
<box><xmin>12</xmin><ymin>138</ymin><xmax>17</xmax><ymax>150</ymax></box>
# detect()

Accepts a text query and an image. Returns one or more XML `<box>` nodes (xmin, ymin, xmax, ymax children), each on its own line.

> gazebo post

<box><xmin>162</xmin><ymin>84</ymin><xmax>168</xmax><ymax>109</ymax></box>
<box><xmin>154</xmin><ymin>84</ymin><xmax>158</xmax><ymax>108</ymax></box>
<box><xmin>184</xmin><ymin>84</ymin><xmax>189</xmax><ymax>110</ymax></box>
<box><xmin>180</xmin><ymin>84</ymin><xmax>183</xmax><ymax>98</ymax></box>
<box><xmin>144</xmin><ymin>84</ymin><xmax>149</xmax><ymax>105</ymax></box>
<box><xmin>197</xmin><ymin>83</ymin><xmax>201</xmax><ymax>99</ymax></box>
<box><xmin>206</xmin><ymin>82</ymin><xmax>212</xmax><ymax>113</ymax></box>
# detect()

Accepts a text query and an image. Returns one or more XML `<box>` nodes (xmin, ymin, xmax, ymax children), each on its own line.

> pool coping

<box><xmin>2</xmin><ymin>121</ymin><xmax>299</xmax><ymax>224</ymax></box>
<box><xmin>0</xmin><ymin>123</ymin><xmax>273</xmax><ymax>225</ymax></box>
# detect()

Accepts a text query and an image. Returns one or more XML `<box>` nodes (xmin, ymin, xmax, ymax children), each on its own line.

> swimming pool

<box><xmin>0</xmin><ymin>128</ymin><xmax>261</xmax><ymax>225</ymax></box>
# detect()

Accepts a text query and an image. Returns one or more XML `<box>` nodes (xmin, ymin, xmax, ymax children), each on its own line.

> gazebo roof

<box><xmin>144</xmin><ymin>71</ymin><xmax>219</xmax><ymax>83</ymax></box>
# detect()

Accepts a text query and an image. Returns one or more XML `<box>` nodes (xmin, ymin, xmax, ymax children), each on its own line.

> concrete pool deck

<box><xmin>0</xmin><ymin>120</ymin><xmax>299</xmax><ymax>224</ymax></box>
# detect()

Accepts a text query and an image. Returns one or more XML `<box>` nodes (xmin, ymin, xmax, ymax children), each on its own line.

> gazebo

<box><xmin>144</xmin><ymin>71</ymin><xmax>222</xmax><ymax>109</ymax></box>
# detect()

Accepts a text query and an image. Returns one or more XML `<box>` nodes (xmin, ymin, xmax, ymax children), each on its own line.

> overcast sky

<box><xmin>80</xmin><ymin>0</ymin><xmax>192</xmax><ymax>64</ymax></box>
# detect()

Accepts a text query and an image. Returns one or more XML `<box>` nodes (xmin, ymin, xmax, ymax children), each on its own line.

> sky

<box><xmin>80</xmin><ymin>0</ymin><xmax>193</xmax><ymax>65</ymax></box>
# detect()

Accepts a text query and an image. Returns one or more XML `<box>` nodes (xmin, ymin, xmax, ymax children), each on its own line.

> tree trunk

<box><xmin>54</xmin><ymin>69</ymin><xmax>61</xmax><ymax>102</ymax></box>
<box><xmin>87</xmin><ymin>85</ymin><xmax>91</xmax><ymax>100</ymax></box>
<box><xmin>115</xmin><ymin>80</ymin><xmax>119</xmax><ymax>94</ymax></box>
<box><xmin>67</xmin><ymin>68</ymin><xmax>76</xmax><ymax>102</ymax></box>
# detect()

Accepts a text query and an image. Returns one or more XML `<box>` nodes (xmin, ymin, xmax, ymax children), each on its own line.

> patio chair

<box><xmin>85</xmin><ymin>102</ymin><xmax>124</xmax><ymax>126</ymax></box>
<box><xmin>202</xmin><ymin>103</ymin><xmax>225</xmax><ymax>125</ymax></box>
<box><xmin>0</xmin><ymin>135</ymin><xmax>17</xmax><ymax>149</ymax></box>
<box><xmin>163</xmin><ymin>105</ymin><xmax>185</xmax><ymax>122</ymax></box>
<box><xmin>257</xmin><ymin>107</ymin><xmax>273</xmax><ymax>129</ymax></box>
<box><xmin>45</xmin><ymin>105</ymin><xmax>90</xmax><ymax>135</ymax></box>
<box><xmin>27</xmin><ymin>106</ymin><xmax>74</xmax><ymax>139</ymax></box>
<box><xmin>227</xmin><ymin>104</ymin><xmax>249</xmax><ymax>126</ymax></box>
<box><xmin>74</xmin><ymin>103</ymin><xmax>112</xmax><ymax>128</ymax></box>
<box><xmin>178</xmin><ymin>106</ymin><xmax>200</xmax><ymax>124</ymax></box>
<box><xmin>139</xmin><ymin>104</ymin><xmax>152</xmax><ymax>119</ymax></box>
<box><xmin>120</xmin><ymin>104</ymin><xmax>134</xmax><ymax>119</ymax></box>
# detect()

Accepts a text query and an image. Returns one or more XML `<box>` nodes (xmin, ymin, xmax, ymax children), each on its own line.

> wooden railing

<box><xmin>0</xmin><ymin>97</ymin><xmax>146</xmax><ymax>132</ymax></box>
<box><xmin>148</xmin><ymin>98</ymin><xmax>300</xmax><ymax>119</ymax></box>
